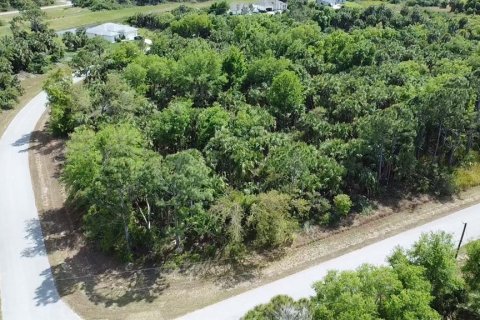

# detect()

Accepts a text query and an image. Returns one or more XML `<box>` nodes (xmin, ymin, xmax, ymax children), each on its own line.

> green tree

<box><xmin>170</xmin><ymin>13</ymin><xmax>213</xmax><ymax>38</ymax></box>
<box><xmin>63</xmin><ymin>123</ymin><xmax>150</xmax><ymax>259</ymax></box>
<box><xmin>162</xmin><ymin>149</ymin><xmax>224</xmax><ymax>251</ymax></box>
<box><xmin>196</xmin><ymin>104</ymin><xmax>230</xmax><ymax>148</ymax></box>
<box><xmin>268</xmin><ymin>70</ymin><xmax>304</xmax><ymax>128</ymax></box>
<box><xmin>149</xmin><ymin>99</ymin><xmax>194</xmax><ymax>153</ymax></box>
<box><xmin>262</xmin><ymin>142</ymin><xmax>345</xmax><ymax>195</ymax></box>
<box><xmin>0</xmin><ymin>57</ymin><xmax>23</xmax><ymax>110</ymax></box>
<box><xmin>407</xmin><ymin>232</ymin><xmax>466</xmax><ymax>316</ymax></box>
<box><xmin>173</xmin><ymin>48</ymin><xmax>227</xmax><ymax>107</ymax></box>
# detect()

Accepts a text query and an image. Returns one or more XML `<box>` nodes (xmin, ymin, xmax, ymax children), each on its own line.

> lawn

<box><xmin>0</xmin><ymin>1</ymin><xmax>217</xmax><ymax>35</ymax></box>
<box><xmin>0</xmin><ymin>74</ymin><xmax>49</xmax><ymax>138</ymax></box>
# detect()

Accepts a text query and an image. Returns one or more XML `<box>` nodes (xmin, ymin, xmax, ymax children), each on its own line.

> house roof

<box><xmin>86</xmin><ymin>23</ymin><xmax>138</xmax><ymax>37</ymax></box>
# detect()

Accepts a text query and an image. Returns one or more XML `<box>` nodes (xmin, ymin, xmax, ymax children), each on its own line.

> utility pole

<box><xmin>455</xmin><ymin>222</ymin><xmax>467</xmax><ymax>259</ymax></box>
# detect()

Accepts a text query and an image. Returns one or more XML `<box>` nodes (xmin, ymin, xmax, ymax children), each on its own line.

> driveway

<box><xmin>178</xmin><ymin>202</ymin><xmax>480</xmax><ymax>319</ymax></box>
<box><xmin>0</xmin><ymin>88</ymin><xmax>79</xmax><ymax>319</ymax></box>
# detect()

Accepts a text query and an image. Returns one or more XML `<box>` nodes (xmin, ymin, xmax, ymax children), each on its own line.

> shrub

<box><xmin>248</xmin><ymin>191</ymin><xmax>297</xmax><ymax>248</ymax></box>
<box><xmin>333</xmin><ymin>194</ymin><xmax>352</xmax><ymax>216</ymax></box>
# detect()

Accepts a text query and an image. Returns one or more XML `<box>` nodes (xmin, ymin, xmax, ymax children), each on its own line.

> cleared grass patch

<box><xmin>0</xmin><ymin>0</ymin><xmax>235</xmax><ymax>36</ymax></box>
<box><xmin>455</xmin><ymin>162</ymin><xmax>480</xmax><ymax>191</ymax></box>
<box><xmin>0</xmin><ymin>74</ymin><xmax>48</xmax><ymax>138</ymax></box>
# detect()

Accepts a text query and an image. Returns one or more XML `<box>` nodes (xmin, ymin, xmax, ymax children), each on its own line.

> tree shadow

<box><xmin>35</xmin><ymin>268</ymin><xmax>61</xmax><ymax>306</ymax></box>
<box><xmin>37</xmin><ymin>206</ymin><xmax>170</xmax><ymax>308</ymax></box>
<box><xmin>21</xmin><ymin>218</ymin><xmax>48</xmax><ymax>257</ymax></box>
<box><xmin>11</xmin><ymin>133</ymin><xmax>31</xmax><ymax>149</ymax></box>
<box><xmin>49</xmin><ymin>247</ymin><xmax>169</xmax><ymax>307</ymax></box>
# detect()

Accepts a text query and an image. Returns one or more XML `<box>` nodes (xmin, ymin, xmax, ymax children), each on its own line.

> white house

<box><xmin>86</xmin><ymin>23</ymin><xmax>138</xmax><ymax>43</ymax></box>
<box><xmin>230</xmin><ymin>0</ymin><xmax>287</xmax><ymax>15</ymax></box>
<box><xmin>317</xmin><ymin>0</ymin><xmax>344</xmax><ymax>9</ymax></box>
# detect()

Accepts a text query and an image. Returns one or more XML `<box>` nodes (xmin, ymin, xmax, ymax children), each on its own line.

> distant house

<box><xmin>317</xmin><ymin>0</ymin><xmax>344</xmax><ymax>9</ymax></box>
<box><xmin>230</xmin><ymin>0</ymin><xmax>287</xmax><ymax>15</ymax></box>
<box><xmin>86</xmin><ymin>23</ymin><xmax>138</xmax><ymax>43</ymax></box>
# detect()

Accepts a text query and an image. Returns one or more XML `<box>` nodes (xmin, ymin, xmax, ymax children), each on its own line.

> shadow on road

<box><xmin>11</xmin><ymin>133</ymin><xmax>31</xmax><ymax>149</ymax></box>
<box><xmin>21</xmin><ymin>218</ymin><xmax>47</xmax><ymax>257</ymax></box>
<box><xmin>35</xmin><ymin>268</ymin><xmax>61</xmax><ymax>306</ymax></box>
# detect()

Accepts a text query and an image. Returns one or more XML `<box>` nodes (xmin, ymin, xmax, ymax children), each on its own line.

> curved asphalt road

<box><xmin>179</xmin><ymin>203</ymin><xmax>480</xmax><ymax>320</ymax></box>
<box><xmin>0</xmin><ymin>86</ymin><xmax>80</xmax><ymax>320</ymax></box>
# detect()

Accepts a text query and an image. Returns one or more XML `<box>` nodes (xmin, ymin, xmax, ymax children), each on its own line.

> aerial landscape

<box><xmin>1</xmin><ymin>0</ymin><xmax>480</xmax><ymax>318</ymax></box>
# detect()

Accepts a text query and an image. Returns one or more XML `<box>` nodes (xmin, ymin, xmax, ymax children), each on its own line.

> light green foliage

<box><xmin>246</xmin><ymin>234</ymin><xmax>471</xmax><ymax>320</ymax></box>
<box><xmin>262</xmin><ymin>142</ymin><xmax>344</xmax><ymax>195</ymax></box>
<box><xmin>312</xmin><ymin>263</ymin><xmax>440</xmax><ymax>320</ymax></box>
<box><xmin>44</xmin><ymin>67</ymin><xmax>90</xmax><ymax>136</ymax></box>
<box><xmin>123</xmin><ymin>62</ymin><xmax>147</xmax><ymax>95</ymax></box>
<box><xmin>243</xmin><ymin>295</ymin><xmax>312</xmax><ymax>320</ymax></box>
<box><xmin>171</xmin><ymin>13</ymin><xmax>213</xmax><ymax>38</ymax></box>
<box><xmin>196</xmin><ymin>104</ymin><xmax>230</xmax><ymax>148</ymax></box>
<box><xmin>268</xmin><ymin>70</ymin><xmax>304</xmax><ymax>128</ymax></box>
<box><xmin>333</xmin><ymin>194</ymin><xmax>352</xmax><ymax>216</ymax></box>
<box><xmin>394</xmin><ymin>232</ymin><xmax>466</xmax><ymax>317</ymax></box>
<box><xmin>149</xmin><ymin>99</ymin><xmax>194</xmax><ymax>153</ymax></box>
<box><xmin>64</xmin><ymin>123</ymin><xmax>150</xmax><ymax>258</ymax></box>
<box><xmin>222</xmin><ymin>46</ymin><xmax>247</xmax><ymax>87</ymax></box>
<box><xmin>462</xmin><ymin>240</ymin><xmax>480</xmax><ymax>317</ymax></box>
<box><xmin>173</xmin><ymin>48</ymin><xmax>227</xmax><ymax>107</ymax></box>
<box><xmin>463</xmin><ymin>240</ymin><xmax>480</xmax><ymax>291</ymax></box>
<box><xmin>248</xmin><ymin>191</ymin><xmax>297</xmax><ymax>248</ymax></box>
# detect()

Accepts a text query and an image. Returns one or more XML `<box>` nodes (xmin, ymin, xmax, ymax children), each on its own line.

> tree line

<box><xmin>244</xmin><ymin>232</ymin><xmax>480</xmax><ymax>320</ymax></box>
<box><xmin>0</xmin><ymin>8</ymin><xmax>64</xmax><ymax>110</ymax></box>
<box><xmin>47</xmin><ymin>2</ymin><xmax>480</xmax><ymax>261</ymax></box>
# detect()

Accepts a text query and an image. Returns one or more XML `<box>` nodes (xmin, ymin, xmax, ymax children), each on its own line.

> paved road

<box><xmin>0</xmin><ymin>85</ymin><xmax>80</xmax><ymax>320</ymax></box>
<box><xmin>178</xmin><ymin>203</ymin><xmax>480</xmax><ymax>320</ymax></box>
<box><xmin>0</xmin><ymin>1</ymin><xmax>72</xmax><ymax>16</ymax></box>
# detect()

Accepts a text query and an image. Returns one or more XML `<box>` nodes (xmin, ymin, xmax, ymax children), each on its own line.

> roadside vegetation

<box><xmin>0</xmin><ymin>7</ymin><xmax>64</xmax><ymax>110</ymax></box>
<box><xmin>244</xmin><ymin>232</ymin><xmax>480</xmax><ymax>320</ymax></box>
<box><xmin>42</xmin><ymin>1</ymin><xmax>480</xmax><ymax>264</ymax></box>
<box><xmin>0</xmin><ymin>0</ymin><xmax>54</xmax><ymax>12</ymax></box>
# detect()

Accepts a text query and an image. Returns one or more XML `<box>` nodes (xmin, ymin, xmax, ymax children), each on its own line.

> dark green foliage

<box><xmin>208</xmin><ymin>0</ymin><xmax>229</xmax><ymax>15</ymax></box>
<box><xmin>2</xmin><ymin>8</ymin><xmax>64</xmax><ymax>74</ymax></box>
<box><xmin>0</xmin><ymin>8</ymin><xmax>63</xmax><ymax>110</ymax></box>
<box><xmin>126</xmin><ymin>12</ymin><xmax>174</xmax><ymax>30</ymax></box>
<box><xmin>0</xmin><ymin>58</ymin><xmax>23</xmax><ymax>110</ymax></box>
<box><xmin>62</xmin><ymin>28</ymin><xmax>88</xmax><ymax>52</ymax></box>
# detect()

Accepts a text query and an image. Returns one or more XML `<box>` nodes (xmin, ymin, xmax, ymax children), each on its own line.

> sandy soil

<box><xmin>29</xmin><ymin>112</ymin><xmax>480</xmax><ymax>320</ymax></box>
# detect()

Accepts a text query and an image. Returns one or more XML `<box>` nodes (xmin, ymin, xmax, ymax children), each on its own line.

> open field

<box><xmin>344</xmin><ymin>0</ymin><xmax>450</xmax><ymax>12</ymax></box>
<box><xmin>0</xmin><ymin>74</ymin><xmax>48</xmax><ymax>138</ymax></box>
<box><xmin>0</xmin><ymin>1</ymin><xmax>214</xmax><ymax>36</ymax></box>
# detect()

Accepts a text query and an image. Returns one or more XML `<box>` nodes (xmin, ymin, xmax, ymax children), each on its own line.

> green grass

<box><xmin>454</xmin><ymin>162</ymin><xmax>480</xmax><ymax>191</ymax></box>
<box><xmin>344</xmin><ymin>0</ymin><xmax>450</xmax><ymax>12</ymax></box>
<box><xmin>0</xmin><ymin>1</ymin><xmax>217</xmax><ymax>35</ymax></box>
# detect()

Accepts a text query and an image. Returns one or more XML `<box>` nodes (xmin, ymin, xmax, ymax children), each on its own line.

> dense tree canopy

<box><xmin>48</xmin><ymin>2</ymin><xmax>480</xmax><ymax>262</ymax></box>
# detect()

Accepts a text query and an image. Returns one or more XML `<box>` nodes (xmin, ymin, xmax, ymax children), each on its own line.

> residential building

<box><xmin>86</xmin><ymin>23</ymin><xmax>138</xmax><ymax>43</ymax></box>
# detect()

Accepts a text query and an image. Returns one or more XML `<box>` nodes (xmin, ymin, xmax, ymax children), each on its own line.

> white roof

<box><xmin>86</xmin><ymin>23</ymin><xmax>137</xmax><ymax>37</ymax></box>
